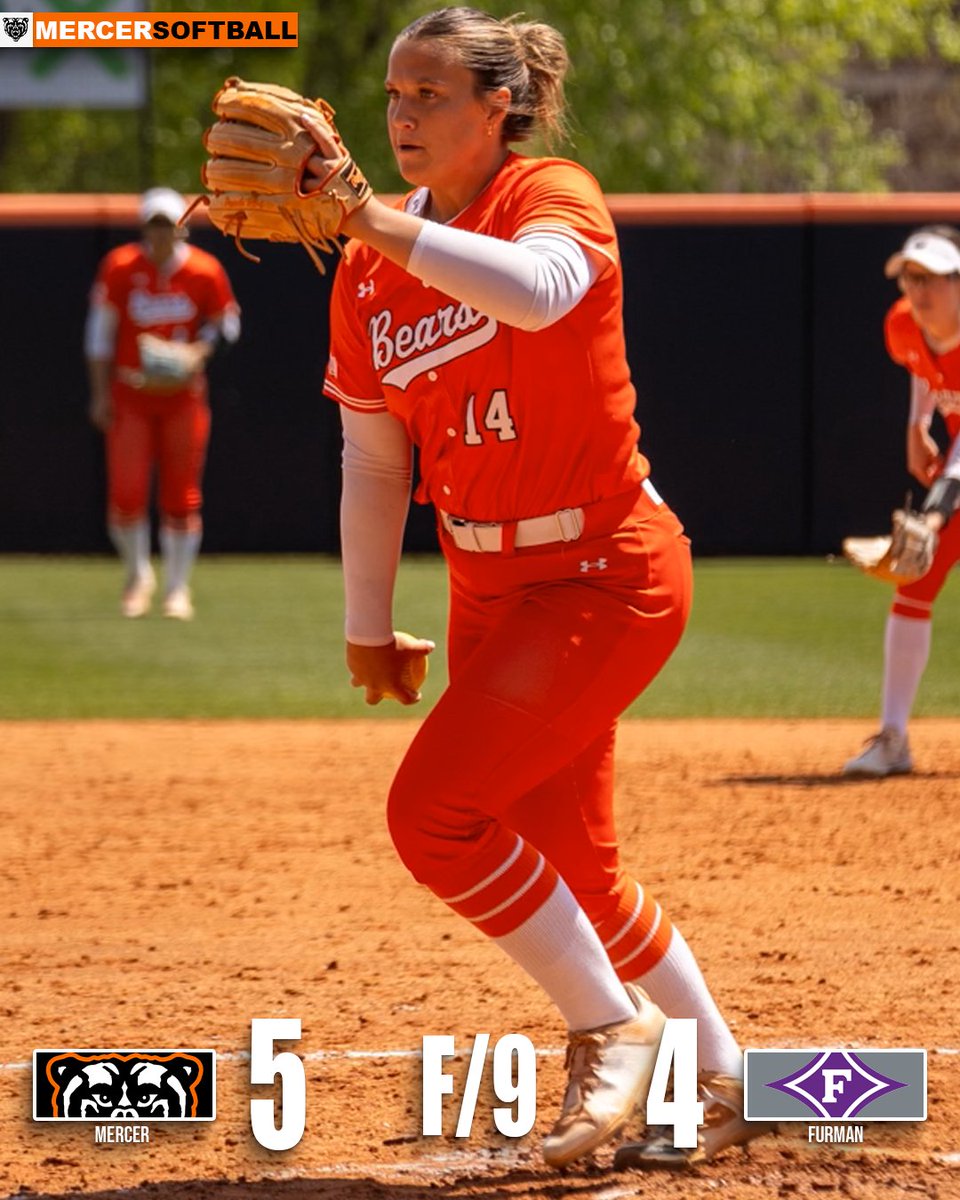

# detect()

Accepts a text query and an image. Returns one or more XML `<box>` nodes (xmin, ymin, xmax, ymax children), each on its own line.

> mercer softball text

<box><xmin>16</xmin><ymin>14</ymin><xmax>298</xmax><ymax>48</ymax></box>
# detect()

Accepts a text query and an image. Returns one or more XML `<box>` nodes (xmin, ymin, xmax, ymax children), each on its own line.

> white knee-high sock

<box><xmin>631</xmin><ymin>927</ymin><xmax>743</xmax><ymax>1078</ymax></box>
<box><xmin>495</xmin><ymin>878</ymin><xmax>637</xmax><ymax>1032</ymax></box>
<box><xmin>160</xmin><ymin>525</ymin><xmax>202</xmax><ymax>594</ymax></box>
<box><xmin>881</xmin><ymin>613</ymin><xmax>931</xmax><ymax>734</ymax></box>
<box><xmin>109</xmin><ymin>520</ymin><xmax>151</xmax><ymax>582</ymax></box>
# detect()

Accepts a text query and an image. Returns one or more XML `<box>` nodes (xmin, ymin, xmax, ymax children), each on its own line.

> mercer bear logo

<box><xmin>3</xmin><ymin>17</ymin><xmax>29</xmax><ymax>41</ymax></box>
<box><xmin>45</xmin><ymin>1053</ymin><xmax>205</xmax><ymax>1119</ymax></box>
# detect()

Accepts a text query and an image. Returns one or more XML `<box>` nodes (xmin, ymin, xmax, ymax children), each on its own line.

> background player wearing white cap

<box><xmin>85</xmin><ymin>187</ymin><xmax>240</xmax><ymax>619</ymax></box>
<box><xmin>844</xmin><ymin>225</ymin><xmax>960</xmax><ymax>776</ymax></box>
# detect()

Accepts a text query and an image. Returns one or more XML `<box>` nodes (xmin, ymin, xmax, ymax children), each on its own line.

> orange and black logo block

<box><xmin>33</xmin><ymin>1049</ymin><xmax>216</xmax><ymax>1121</ymax></box>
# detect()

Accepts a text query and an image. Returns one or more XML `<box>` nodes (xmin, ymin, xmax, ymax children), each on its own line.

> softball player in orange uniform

<box><xmin>844</xmin><ymin>226</ymin><xmax>960</xmax><ymax>777</ymax></box>
<box><xmin>317</xmin><ymin>7</ymin><xmax>765</xmax><ymax>1168</ymax></box>
<box><xmin>85</xmin><ymin>188</ymin><xmax>240</xmax><ymax>620</ymax></box>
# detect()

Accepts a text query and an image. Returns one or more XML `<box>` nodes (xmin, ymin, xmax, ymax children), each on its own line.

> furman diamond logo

<box><xmin>3</xmin><ymin>16</ymin><xmax>28</xmax><ymax>40</ymax></box>
<box><xmin>767</xmin><ymin>1050</ymin><xmax>904</xmax><ymax>1119</ymax></box>
<box><xmin>744</xmin><ymin>1048</ymin><xmax>926</xmax><ymax>1122</ymax></box>
<box><xmin>34</xmin><ymin>1050</ymin><xmax>216</xmax><ymax>1121</ymax></box>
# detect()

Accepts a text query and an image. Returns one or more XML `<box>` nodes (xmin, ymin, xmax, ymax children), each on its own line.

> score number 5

<box><xmin>250</xmin><ymin>1018</ymin><xmax>306</xmax><ymax>1150</ymax></box>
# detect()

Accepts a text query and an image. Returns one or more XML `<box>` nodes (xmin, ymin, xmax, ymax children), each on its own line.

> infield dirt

<box><xmin>2</xmin><ymin>719</ymin><xmax>958</xmax><ymax>1199</ymax></box>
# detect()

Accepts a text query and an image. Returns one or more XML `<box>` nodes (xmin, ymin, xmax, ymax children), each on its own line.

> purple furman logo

<box><xmin>766</xmin><ymin>1050</ymin><xmax>906</xmax><ymax>1120</ymax></box>
<box><xmin>3</xmin><ymin>16</ymin><xmax>29</xmax><ymax>40</ymax></box>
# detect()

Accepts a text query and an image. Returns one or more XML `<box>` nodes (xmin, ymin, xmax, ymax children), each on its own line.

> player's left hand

<box><xmin>299</xmin><ymin>111</ymin><xmax>375</xmax><ymax>237</ymax></box>
<box><xmin>907</xmin><ymin>425</ymin><xmax>944</xmax><ymax>487</ymax></box>
<box><xmin>346</xmin><ymin>631</ymin><xmax>435</xmax><ymax>706</ymax></box>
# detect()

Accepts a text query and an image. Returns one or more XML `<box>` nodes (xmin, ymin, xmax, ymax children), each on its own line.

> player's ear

<box><xmin>485</xmin><ymin>86</ymin><xmax>510</xmax><ymax>126</ymax></box>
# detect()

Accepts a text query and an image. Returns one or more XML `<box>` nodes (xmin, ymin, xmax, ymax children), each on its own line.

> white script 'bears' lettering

<box><xmin>931</xmin><ymin>388</ymin><xmax>960</xmax><ymax>417</ymax></box>
<box><xmin>129</xmin><ymin>289</ymin><xmax>198</xmax><ymax>328</ymax></box>
<box><xmin>369</xmin><ymin>304</ymin><xmax>498</xmax><ymax>391</ymax></box>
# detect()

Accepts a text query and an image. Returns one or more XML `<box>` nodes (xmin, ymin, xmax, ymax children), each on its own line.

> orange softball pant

<box><xmin>386</xmin><ymin>484</ymin><xmax>692</xmax><ymax>976</ymax></box>
<box><xmin>106</xmin><ymin>386</ymin><xmax>210</xmax><ymax>530</ymax></box>
<box><xmin>892</xmin><ymin>508</ymin><xmax>960</xmax><ymax>620</ymax></box>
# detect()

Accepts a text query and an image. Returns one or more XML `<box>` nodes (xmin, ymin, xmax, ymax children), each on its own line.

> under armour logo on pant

<box><xmin>579</xmin><ymin>558</ymin><xmax>608</xmax><ymax>572</ymax></box>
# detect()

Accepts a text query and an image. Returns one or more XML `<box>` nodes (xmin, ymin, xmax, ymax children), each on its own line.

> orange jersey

<box><xmin>91</xmin><ymin>242</ymin><xmax>238</xmax><ymax>396</ymax></box>
<box><xmin>323</xmin><ymin>153</ymin><xmax>649</xmax><ymax>521</ymax></box>
<box><xmin>885</xmin><ymin>297</ymin><xmax>960</xmax><ymax>442</ymax></box>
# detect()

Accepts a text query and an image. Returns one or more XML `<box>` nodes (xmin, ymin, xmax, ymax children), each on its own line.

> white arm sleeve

<box><xmin>84</xmin><ymin>302</ymin><xmax>119</xmax><ymax>359</ymax></box>
<box><xmin>340</xmin><ymin>406</ymin><xmax>413</xmax><ymax>645</ymax></box>
<box><xmin>407</xmin><ymin>222</ymin><xmax>600</xmax><ymax>331</ymax></box>
<box><xmin>909</xmin><ymin>374</ymin><xmax>935</xmax><ymax>430</ymax></box>
<box><xmin>944</xmin><ymin>432</ymin><xmax>960</xmax><ymax>481</ymax></box>
<box><xmin>199</xmin><ymin>307</ymin><xmax>241</xmax><ymax>347</ymax></box>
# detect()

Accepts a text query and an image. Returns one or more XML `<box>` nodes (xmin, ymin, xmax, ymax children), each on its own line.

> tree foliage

<box><xmin>0</xmin><ymin>0</ymin><xmax>958</xmax><ymax>193</ymax></box>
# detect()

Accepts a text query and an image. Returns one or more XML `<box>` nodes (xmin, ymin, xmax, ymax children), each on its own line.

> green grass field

<box><xmin>0</xmin><ymin>554</ymin><xmax>957</xmax><ymax>719</ymax></box>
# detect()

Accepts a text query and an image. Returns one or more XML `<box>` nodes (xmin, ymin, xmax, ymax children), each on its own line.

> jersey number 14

<box><xmin>464</xmin><ymin>389</ymin><xmax>517</xmax><ymax>445</ymax></box>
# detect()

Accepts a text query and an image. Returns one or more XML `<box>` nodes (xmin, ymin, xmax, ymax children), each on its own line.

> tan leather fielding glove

<box><xmin>196</xmin><ymin>77</ymin><xmax>372</xmax><ymax>273</ymax></box>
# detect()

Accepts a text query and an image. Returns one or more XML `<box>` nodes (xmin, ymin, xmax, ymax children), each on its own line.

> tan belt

<box><xmin>115</xmin><ymin>367</ymin><xmax>196</xmax><ymax>392</ymax></box>
<box><xmin>116</xmin><ymin>367</ymin><xmax>148</xmax><ymax>388</ymax></box>
<box><xmin>440</xmin><ymin>478</ymin><xmax>663</xmax><ymax>553</ymax></box>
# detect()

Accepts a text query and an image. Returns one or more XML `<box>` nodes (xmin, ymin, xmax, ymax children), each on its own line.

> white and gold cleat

<box><xmin>613</xmin><ymin>1071</ymin><xmax>776</xmax><ymax>1169</ymax></box>
<box><xmin>120</xmin><ymin>567</ymin><xmax>156</xmax><ymax>618</ymax></box>
<box><xmin>842</xmin><ymin>727</ymin><xmax>912</xmax><ymax>778</ymax></box>
<box><xmin>162</xmin><ymin>586</ymin><xmax>194</xmax><ymax>621</ymax></box>
<box><xmin>543</xmin><ymin>984</ymin><xmax>667</xmax><ymax>1168</ymax></box>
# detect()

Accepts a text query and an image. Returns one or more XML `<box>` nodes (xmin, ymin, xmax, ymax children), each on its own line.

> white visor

<box><xmin>139</xmin><ymin>187</ymin><xmax>187</xmax><ymax>225</ymax></box>
<box><xmin>884</xmin><ymin>231</ymin><xmax>960</xmax><ymax>278</ymax></box>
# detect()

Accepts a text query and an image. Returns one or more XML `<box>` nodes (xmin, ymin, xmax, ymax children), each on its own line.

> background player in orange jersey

<box><xmin>311</xmin><ymin>6</ymin><xmax>774</xmax><ymax>1170</ymax></box>
<box><xmin>843</xmin><ymin>225</ymin><xmax>960</xmax><ymax>777</ymax></box>
<box><xmin>85</xmin><ymin>187</ymin><xmax>240</xmax><ymax>620</ymax></box>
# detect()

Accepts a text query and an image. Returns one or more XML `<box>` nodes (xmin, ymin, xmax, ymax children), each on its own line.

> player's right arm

<box><xmin>339</xmin><ymin>407</ymin><xmax>434</xmax><ymax>705</ymax></box>
<box><xmin>905</xmin><ymin>375</ymin><xmax>943</xmax><ymax>486</ymax></box>
<box><xmin>324</xmin><ymin>251</ymin><xmax>433</xmax><ymax>705</ymax></box>
<box><xmin>900</xmin><ymin>374</ymin><xmax>960</xmax><ymax>535</ymax></box>
<box><xmin>84</xmin><ymin>292</ymin><xmax>118</xmax><ymax>431</ymax></box>
<box><xmin>84</xmin><ymin>252</ymin><xmax>128</xmax><ymax>430</ymax></box>
<box><xmin>886</xmin><ymin>302</ymin><xmax>943</xmax><ymax>488</ymax></box>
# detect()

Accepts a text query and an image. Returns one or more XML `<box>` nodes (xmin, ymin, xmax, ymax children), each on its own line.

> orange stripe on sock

<box><xmin>891</xmin><ymin>600</ymin><xmax>932</xmax><ymax>620</ymax></box>
<box><xmin>440</xmin><ymin>834</ymin><xmax>560</xmax><ymax>938</ymax></box>
<box><xmin>595</xmin><ymin>880</ymin><xmax>674</xmax><ymax>979</ymax></box>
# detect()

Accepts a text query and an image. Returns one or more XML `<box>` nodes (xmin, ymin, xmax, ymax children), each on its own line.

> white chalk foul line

<box><xmin>5</xmin><ymin>1044</ymin><xmax>959</xmax><ymax>1069</ymax></box>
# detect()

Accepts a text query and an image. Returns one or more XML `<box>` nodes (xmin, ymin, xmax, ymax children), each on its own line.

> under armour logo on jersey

<box><xmin>579</xmin><ymin>558</ymin><xmax>608</xmax><ymax>573</ymax></box>
<box><xmin>357</xmin><ymin>280</ymin><xmax>375</xmax><ymax>299</ymax></box>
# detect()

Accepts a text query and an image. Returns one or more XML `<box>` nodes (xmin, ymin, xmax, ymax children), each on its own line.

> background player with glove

<box><xmin>85</xmin><ymin>187</ymin><xmax>241</xmax><ymax>620</ymax></box>
<box><xmin>843</xmin><ymin>226</ymin><xmax>960</xmax><ymax>776</ymax></box>
<box><xmin>197</xmin><ymin>5</ymin><xmax>772</xmax><ymax>1170</ymax></box>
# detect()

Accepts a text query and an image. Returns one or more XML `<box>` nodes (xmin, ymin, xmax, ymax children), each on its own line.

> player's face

<box><xmin>385</xmin><ymin>39</ymin><xmax>506</xmax><ymax>205</ymax></box>
<box><xmin>898</xmin><ymin>262</ymin><xmax>960</xmax><ymax>337</ymax></box>
<box><xmin>142</xmin><ymin>218</ymin><xmax>178</xmax><ymax>263</ymax></box>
